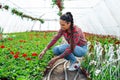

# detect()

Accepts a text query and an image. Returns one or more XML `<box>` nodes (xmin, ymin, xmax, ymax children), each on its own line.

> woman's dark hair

<box><xmin>60</xmin><ymin>12</ymin><xmax>74</xmax><ymax>51</ymax></box>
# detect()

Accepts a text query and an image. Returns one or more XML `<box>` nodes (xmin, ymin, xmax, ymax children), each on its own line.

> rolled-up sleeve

<box><xmin>47</xmin><ymin>29</ymin><xmax>63</xmax><ymax>49</ymax></box>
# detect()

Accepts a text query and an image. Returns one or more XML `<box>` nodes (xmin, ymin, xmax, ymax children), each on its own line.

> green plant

<box><xmin>2</xmin><ymin>5</ymin><xmax>44</xmax><ymax>23</ymax></box>
<box><xmin>3</xmin><ymin>5</ymin><xmax>9</xmax><ymax>10</ymax></box>
<box><xmin>81</xmin><ymin>32</ymin><xmax>120</xmax><ymax>80</ymax></box>
<box><xmin>0</xmin><ymin>32</ymin><xmax>61</xmax><ymax>80</ymax></box>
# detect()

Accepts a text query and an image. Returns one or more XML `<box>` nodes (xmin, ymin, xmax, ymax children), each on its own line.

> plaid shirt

<box><xmin>47</xmin><ymin>25</ymin><xmax>87</xmax><ymax>58</ymax></box>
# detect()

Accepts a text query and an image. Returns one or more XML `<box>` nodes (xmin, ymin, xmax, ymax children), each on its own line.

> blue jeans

<box><xmin>53</xmin><ymin>44</ymin><xmax>88</xmax><ymax>64</ymax></box>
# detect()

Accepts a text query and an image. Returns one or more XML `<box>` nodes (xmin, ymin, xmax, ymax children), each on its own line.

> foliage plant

<box><xmin>0</xmin><ymin>31</ymin><xmax>61</xmax><ymax>80</ymax></box>
<box><xmin>0</xmin><ymin>5</ymin><xmax>44</xmax><ymax>23</ymax></box>
<box><xmin>81</xmin><ymin>32</ymin><xmax>120</xmax><ymax>80</ymax></box>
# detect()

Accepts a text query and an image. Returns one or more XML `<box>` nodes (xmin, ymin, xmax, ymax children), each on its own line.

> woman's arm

<box><xmin>46</xmin><ymin>29</ymin><xmax>63</xmax><ymax>49</ymax></box>
<box><xmin>59</xmin><ymin>31</ymin><xmax>80</xmax><ymax>58</ymax></box>
<box><xmin>39</xmin><ymin>29</ymin><xmax>63</xmax><ymax>59</ymax></box>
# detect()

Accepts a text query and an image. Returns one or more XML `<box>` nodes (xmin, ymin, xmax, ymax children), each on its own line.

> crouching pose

<box><xmin>39</xmin><ymin>12</ymin><xmax>88</xmax><ymax>71</ymax></box>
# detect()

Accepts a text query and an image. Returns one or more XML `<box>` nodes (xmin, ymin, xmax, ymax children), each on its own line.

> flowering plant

<box><xmin>0</xmin><ymin>32</ymin><xmax>61</xmax><ymax>80</ymax></box>
<box><xmin>81</xmin><ymin>32</ymin><xmax>120</xmax><ymax>80</ymax></box>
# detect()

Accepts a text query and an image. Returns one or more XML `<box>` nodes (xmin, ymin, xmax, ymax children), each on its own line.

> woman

<box><xmin>39</xmin><ymin>12</ymin><xmax>88</xmax><ymax>71</ymax></box>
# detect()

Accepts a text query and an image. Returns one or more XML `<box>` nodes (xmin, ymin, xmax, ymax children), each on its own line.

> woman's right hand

<box><xmin>38</xmin><ymin>50</ymin><xmax>46</xmax><ymax>59</ymax></box>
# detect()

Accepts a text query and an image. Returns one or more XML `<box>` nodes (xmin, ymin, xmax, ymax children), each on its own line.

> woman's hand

<box><xmin>38</xmin><ymin>47</ymin><xmax>47</xmax><ymax>59</ymax></box>
<box><xmin>48</xmin><ymin>56</ymin><xmax>60</xmax><ymax>67</ymax></box>
<box><xmin>38</xmin><ymin>50</ymin><xmax>45</xmax><ymax>59</ymax></box>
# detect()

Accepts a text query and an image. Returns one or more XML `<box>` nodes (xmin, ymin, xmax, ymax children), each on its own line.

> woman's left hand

<box><xmin>48</xmin><ymin>56</ymin><xmax>60</xmax><ymax>67</ymax></box>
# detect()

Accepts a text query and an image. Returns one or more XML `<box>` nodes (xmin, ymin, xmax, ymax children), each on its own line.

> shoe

<box><xmin>68</xmin><ymin>62</ymin><xmax>80</xmax><ymax>71</ymax></box>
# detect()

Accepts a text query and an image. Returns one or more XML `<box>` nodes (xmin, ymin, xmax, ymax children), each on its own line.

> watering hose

<box><xmin>64</xmin><ymin>61</ymin><xmax>68</xmax><ymax>80</ymax></box>
<box><xmin>47</xmin><ymin>60</ymin><xmax>66</xmax><ymax>80</ymax></box>
<box><xmin>45</xmin><ymin>60</ymin><xmax>88</xmax><ymax>80</ymax></box>
<box><xmin>74</xmin><ymin>71</ymin><xmax>79</xmax><ymax>80</ymax></box>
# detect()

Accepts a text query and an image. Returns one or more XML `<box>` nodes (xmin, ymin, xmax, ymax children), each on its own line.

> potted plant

<box><xmin>0</xmin><ymin>27</ymin><xmax>3</xmax><ymax>40</ymax></box>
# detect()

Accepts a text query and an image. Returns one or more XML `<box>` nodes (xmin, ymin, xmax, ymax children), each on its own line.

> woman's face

<box><xmin>60</xmin><ymin>20</ymin><xmax>71</xmax><ymax>30</ymax></box>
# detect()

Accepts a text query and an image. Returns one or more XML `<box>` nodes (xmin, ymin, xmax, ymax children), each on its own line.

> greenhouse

<box><xmin>0</xmin><ymin>0</ymin><xmax>120</xmax><ymax>80</ymax></box>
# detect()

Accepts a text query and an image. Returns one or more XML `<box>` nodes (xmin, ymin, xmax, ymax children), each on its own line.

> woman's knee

<box><xmin>53</xmin><ymin>46</ymin><xmax>60</xmax><ymax>55</ymax></box>
<box><xmin>58</xmin><ymin>44</ymin><xmax>69</xmax><ymax>53</ymax></box>
<box><xmin>73</xmin><ymin>46</ymin><xmax>88</xmax><ymax>57</ymax></box>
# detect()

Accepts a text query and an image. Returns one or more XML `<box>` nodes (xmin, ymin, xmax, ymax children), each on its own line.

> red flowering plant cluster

<box><xmin>8</xmin><ymin>38</ymin><xmax>13</xmax><ymax>41</ymax></box>
<box><xmin>0</xmin><ymin>45</ymin><xmax>5</xmax><ymax>48</ymax></box>
<box><xmin>32</xmin><ymin>52</ymin><xmax>38</xmax><ymax>57</ymax></box>
<box><xmin>9</xmin><ymin>51</ymin><xmax>38</xmax><ymax>60</ymax></box>
<box><xmin>22</xmin><ymin>53</ymin><xmax>27</xmax><ymax>57</ymax></box>
<box><xmin>0</xmin><ymin>32</ymin><xmax>59</xmax><ymax>80</ymax></box>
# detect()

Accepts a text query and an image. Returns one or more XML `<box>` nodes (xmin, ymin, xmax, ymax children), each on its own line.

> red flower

<box><xmin>19</xmin><ymin>40</ymin><xmax>23</xmax><ymax>42</ymax></box>
<box><xmin>10</xmin><ymin>51</ymin><xmax>14</xmax><ymax>55</ymax></box>
<box><xmin>19</xmin><ymin>40</ymin><xmax>26</xmax><ymax>43</ymax></box>
<box><xmin>26</xmin><ymin>58</ymin><xmax>31</xmax><ymax>60</ymax></box>
<box><xmin>0</xmin><ymin>45</ymin><xmax>5</xmax><ymax>48</ymax></box>
<box><xmin>8</xmin><ymin>38</ymin><xmax>13</xmax><ymax>40</ymax></box>
<box><xmin>32</xmin><ymin>52</ymin><xmax>38</xmax><ymax>56</ymax></box>
<box><xmin>22</xmin><ymin>53</ymin><xmax>27</xmax><ymax>57</ymax></box>
<box><xmin>14</xmin><ymin>54</ymin><xmax>19</xmax><ymax>59</ymax></box>
<box><xmin>20</xmin><ymin>46</ymin><xmax>23</xmax><ymax>48</ymax></box>
<box><xmin>16</xmin><ymin>52</ymin><xmax>20</xmax><ymax>55</ymax></box>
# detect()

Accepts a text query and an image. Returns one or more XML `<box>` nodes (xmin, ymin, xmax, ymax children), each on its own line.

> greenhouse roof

<box><xmin>0</xmin><ymin>0</ymin><xmax>120</xmax><ymax>38</ymax></box>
